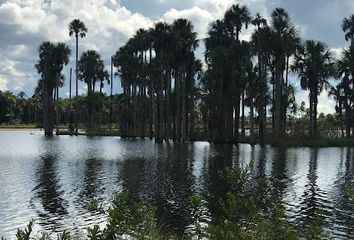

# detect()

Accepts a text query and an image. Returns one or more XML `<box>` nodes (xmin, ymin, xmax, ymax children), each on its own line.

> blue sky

<box><xmin>0</xmin><ymin>0</ymin><xmax>353</xmax><ymax>114</ymax></box>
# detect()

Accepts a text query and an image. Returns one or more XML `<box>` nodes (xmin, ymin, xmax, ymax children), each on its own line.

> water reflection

<box><xmin>31</xmin><ymin>140</ymin><xmax>68</xmax><ymax>231</ymax></box>
<box><xmin>299</xmin><ymin>149</ymin><xmax>321</xmax><ymax>223</ymax></box>
<box><xmin>0</xmin><ymin>131</ymin><xmax>354</xmax><ymax>239</ymax></box>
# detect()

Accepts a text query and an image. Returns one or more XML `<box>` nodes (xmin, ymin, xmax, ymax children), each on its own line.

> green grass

<box><xmin>240</xmin><ymin>135</ymin><xmax>354</xmax><ymax>148</ymax></box>
<box><xmin>266</xmin><ymin>136</ymin><xmax>354</xmax><ymax>148</ymax></box>
<box><xmin>0</xmin><ymin>124</ymin><xmax>39</xmax><ymax>129</ymax></box>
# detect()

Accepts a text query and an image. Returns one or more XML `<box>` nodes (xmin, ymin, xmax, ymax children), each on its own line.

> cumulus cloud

<box><xmin>163</xmin><ymin>7</ymin><xmax>213</xmax><ymax>38</ymax></box>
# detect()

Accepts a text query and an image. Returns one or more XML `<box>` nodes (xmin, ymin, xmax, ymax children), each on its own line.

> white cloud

<box><xmin>0</xmin><ymin>60</ymin><xmax>29</xmax><ymax>78</ymax></box>
<box><xmin>0</xmin><ymin>75</ymin><xmax>8</xmax><ymax>91</ymax></box>
<box><xmin>163</xmin><ymin>7</ymin><xmax>213</xmax><ymax>38</ymax></box>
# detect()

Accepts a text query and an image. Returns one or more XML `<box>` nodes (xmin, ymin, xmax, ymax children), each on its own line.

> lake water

<box><xmin>0</xmin><ymin>130</ymin><xmax>353</xmax><ymax>238</ymax></box>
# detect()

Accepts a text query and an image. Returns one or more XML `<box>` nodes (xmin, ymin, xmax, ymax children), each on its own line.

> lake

<box><xmin>0</xmin><ymin>130</ymin><xmax>353</xmax><ymax>239</ymax></box>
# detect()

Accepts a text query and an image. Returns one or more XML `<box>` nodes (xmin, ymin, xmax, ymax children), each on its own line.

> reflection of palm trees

<box><xmin>81</xmin><ymin>158</ymin><xmax>103</xmax><ymax>201</ymax></box>
<box><xmin>32</xmin><ymin>151</ymin><xmax>68</xmax><ymax>229</ymax></box>
<box><xmin>299</xmin><ymin>149</ymin><xmax>324</xmax><ymax>227</ymax></box>
<box><xmin>256</xmin><ymin>146</ymin><xmax>267</xmax><ymax>178</ymax></box>
<box><xmin>117</xmin><ymin>142</ymin><xmax>196</xmax><ymax>236</ymax></box>
<box><xmin>343</xmin><ymin>148</ymin><xmax>354</xmax><ymax>237</ymax></box>
<box><xmin>333</xmin><ymin>147</ymin><xmax>354</xmax><ymax>238</ymax></box>
<box><xmin>271</xmin><ymin>148</ymin><xmax>289</xmax><ymax>199</ymax></box>
<box><xmin>206</xmin><ymin>144</ymin><xmax>234</xmax><ymax>222</ymax></box>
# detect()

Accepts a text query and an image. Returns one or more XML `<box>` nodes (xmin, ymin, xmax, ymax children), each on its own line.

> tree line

<box><xmin>1</xmin><ymin>4</ymin><xmax>353</xmax><ymax>143</ymax></box>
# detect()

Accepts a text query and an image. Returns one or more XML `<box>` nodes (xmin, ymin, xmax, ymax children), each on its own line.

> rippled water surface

<box><xmin>0</xmin><ymin>130</ymin><xmax>354</xmax><ymax>238</ymax></box>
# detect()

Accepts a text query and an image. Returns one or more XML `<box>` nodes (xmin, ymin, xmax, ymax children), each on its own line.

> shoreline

<box><xmin>0</xmin><ymin>128</ymin><xmax>41</xmax><ymax>131</ymax></box>
<box><xmin>1</xmin><ymin>127</ymin><xmax>353</xmax><ymax>148</ymax></box>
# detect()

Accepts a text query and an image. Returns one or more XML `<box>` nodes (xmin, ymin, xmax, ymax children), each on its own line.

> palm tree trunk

<box><xmin>339</xmin><ymin>106</ymin><xmax>344</xmax><ymax>138</ymax></box>
<box><xmin>345</xmin><ymin>103</ymin><xmax>351</xmax><ymax>138</ymax></box>
<box><xmin>313</xmin><ymin>93</ymin><xmax>318</xmax><ymax>136</ymax></box>
<box><xmin>250</xmin><ymin>100</ymin><xmax>255</xmax><ymax>145</ymax></box>
<box><xmin>234</xmin><ymin>96</ymin><xmax>240</xmax><ymax>143</ymax></box>
<box><xmin>181</xmin><ymin>72</ymin><xmax>187</xmax><ymax>142</ymax></box>
<box><xmin>241</xmin><ymin>89</ymin><xmax>245</xmax><ymax>140</ymax></box>
<box><xmin>56</xmin><ymin>86</ymin><xmax>59</xmax><ymax>135</ymax></box>
<box><xmin>159</xmin><ymin>72</ymin><xmax>164</xmax><ymax>142</ymax></box>
<box><xmin>166</xmin><ymin>69</ymin><xmax>171</xmax><ymax>141</ymax></box>
<box><xmin>274</xmin><ymin>59</ymin><xmax>283</xmax><ymax>137</ymax></box>
<box><xmin>44</xmin><ymin>84</ymin><xmax>54</xmax><ymax>136</ymax></box>
<box><xmin>176</xmin><ymin>71</ymin><xmax>181</xmax><ymax>141</ymax></box>
<box><xmin>75</xmin><ymin>35</ymin><xmax>79</xmax><ymax>135</ymax></box>
<box><xmin>309</xmin><ymin>91</ymin><xmax>314</xmax><ymax>137</ymax></box>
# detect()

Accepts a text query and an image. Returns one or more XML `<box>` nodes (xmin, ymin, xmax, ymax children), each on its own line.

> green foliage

<box><xmin>303</xmin><ymin>215</ymin><xmax>324</xmax><ymax>240</ymax></box>
<box><xmin>209</xmin><ymin>166</ymin><xmax>327</xmax><ymax>240</ymax></box>
<box><xmin>56</xmin><ymin>231</ymin><xmax>71</xmax><ymax>240</ymax></box>
<box><xmin>16</xmin><ymin>220</ymin><xmax>34</xmax><ymax>240</ymax></box>
<box><xmin>87</xmin><ymin>226</ymin><xmax>103</xmax><ymax>240</ymax></box>
<box><xmin>344</xmin><ymin>184</ymin><xmax>354</xmax><ymax>206</ymax></box>
<box><xmin>87</xmin><ymin>198</ymin><xmax>104</xmax><ymax>213</ymax></box>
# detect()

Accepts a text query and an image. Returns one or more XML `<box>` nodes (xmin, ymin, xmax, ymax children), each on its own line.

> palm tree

<box><xmin>98</xmin><ymin>68</ymin><xmax>110</xmax><ymax>94</ymax></box>
<box><xmin>171</xmin><ymin>19</ymin><xmax>198</xmax><ymax>141</ymax></box>
<box><xmin>78</xmin><ymin>50</ymin><xmax>108</xmax><ymax>130</ymax></box>
<box><xmin>69</xmin><ymin>19</ymin><xmax>87</xmax><ymax>135</ymax></box>
<box><xmin>224</xmin><ymin>4</ymin><xmax>251</xmax><ymax>142</ymax></box>
<box><xmin>251</xmin><ymin>13</ymin><xmax>268</xmax><ymax>143</ymax></box>
<box><xmin>270</xmin><ymin>8</ymin><xmax>299</xmax><ymax>137</ymax></box>
<box><xmin>204</xmin><ymin>19</ymin><xmax>233</xmax><ymax>142</ymax></box>
<box><xmin>329</xmin><ymin>85</ymin><xmax>345</xmax><ymax>138</ymax></box>
<box><xmin>342</xmin><ymin>15</ymin><xmax>354</xmax><ymax>45</ymax></box>
<box><xmin>151</xmin><ymin>22</ymin><xmax>171</xmax><ymax>143</ymax></box>
<box><xmin>336</xmin><ymin>46</ymin><xmax>354</xmax><ymax>138</ymax></box>
<box><xmin>292</xmin><ymin>40</ymin><xmax>335</xmax><ymax>136</ymax></box>
<box><xmin>78</xmin><ymin>50</ymin><xmax>107</xmax><ymax>93</ymax></box>
<box><xmin>35</xmin><ymin>42</ymin><xmax>71</xmax><ymax>136</ymax></box>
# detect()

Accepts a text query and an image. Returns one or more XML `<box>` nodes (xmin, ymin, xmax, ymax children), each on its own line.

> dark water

<box><xmin>0</xmin><ymin>130</ymin><xmax>354</xmax><ymax>238</ymax></box>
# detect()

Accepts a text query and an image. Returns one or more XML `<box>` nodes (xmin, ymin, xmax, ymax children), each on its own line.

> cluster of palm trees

<box><xmin>113</xmin><ymin>19</ymin><xmax>202</xmax><ymax>142</ymax></box>
<box><xmin>202</xmin><ymin>6</ymin><xmax>302</xmax><ymax>143</ymax></box>
<box><xmin>32</xmin><ymin>5</ymin><xmax>354</xmax><ymax>141</ymax></box>
<box><xmin>202</xmin><ymin>5</ymin><xmax>354</xmax><ymax>143</ymax></box>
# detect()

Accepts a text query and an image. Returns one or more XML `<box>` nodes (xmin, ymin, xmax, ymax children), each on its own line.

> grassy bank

<box><xmin>0</xmin><ymin>124</ymin><xmax>39</xmax><ymax>129</ymax></box>
<box><xmin>259</xmin><ymin>136</ymin><xmax>354</xmax><ymax>148</ymax></box>
<box><xmin>2</xmin><ymin>126</ymin><xmax>353</xmax><ymax>148</ymax></box>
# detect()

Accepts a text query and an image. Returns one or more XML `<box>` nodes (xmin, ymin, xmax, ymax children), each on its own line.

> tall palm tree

<box><xmin>224</xmin><ymin>4</ymin><xmax>251</xmax><ymax>142</ymax></box>
<box><xmin>151</xmin><ymin>22</ymin><xmax>171</xmax><ymax>143</ymax></box>
<box><xmin>292</xmin><ymin>40</ymin><xmax>335</xmax><ymax>136</ymax></box>
<box><xmin>336</xmin><ymin>46</ymin><xmax>354</xmax><ymax>138</ymax></box>
<box><xmin>342</xmin><ymin>15</ymin><xmax>354</xmax><ymax>45</ymax></box>
<box><xmin>270</xmin><ymin>8</ymin><xmax>299</xmax><ymax>137</ymax></box>
<box><xmin>171</xmin><ymin>18</ymin><xmax>198</xmax><ymax>141</ymax></box>
<box><xmin>204</xmin><ymin>19</ymin><xmax>234</xmax><ymax>142</ymax></box>
<box><xmin>35</xmin><ymin>42</ymin><xmax>71</xmax><ymax>136</ymax></box>
<box><xmin>69</xmin><ymin>19</ymin><xmax>87</xmax><ymax>135</ymax></box>
<box><xmin>251</xmin><ymin>13</ymin><xmax>268</xmax><ymax>143</ymax></box>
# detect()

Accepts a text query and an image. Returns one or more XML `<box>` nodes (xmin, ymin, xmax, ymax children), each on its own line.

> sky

<box><xmin>0</xmin><ymin>0</ymin><xmax>353</xmax><ymax>114</ymax></box>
